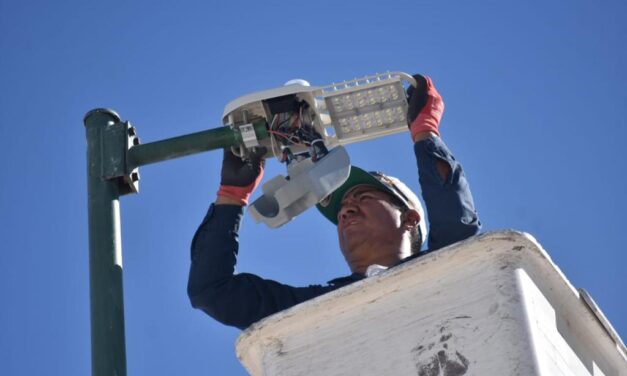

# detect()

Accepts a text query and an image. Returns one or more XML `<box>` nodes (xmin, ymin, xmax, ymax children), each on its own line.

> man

<box><xmin>187</xmin><ymin>75</ymin><xmax>480</xmax><ymax>330</ymax></box>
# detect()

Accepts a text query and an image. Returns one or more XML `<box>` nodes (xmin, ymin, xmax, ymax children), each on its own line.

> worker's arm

<box><xmin>187</xmin><ymin>203</ymin><xmax>334</xmax><ymax>329</ymax></box>
<box><xmin>413</xmin><ymin>131</ymin><xmax>450</xmax><ymax>180</ymax></box>
<box><xmin>408</xmin><ymin>75</ymin><xmax>481</xmax><ymax>251</ymax></box>
<box><xmin>187</xmin><ymin>149</ymin><xmax>334</xmax><ymax>329</ymax></box>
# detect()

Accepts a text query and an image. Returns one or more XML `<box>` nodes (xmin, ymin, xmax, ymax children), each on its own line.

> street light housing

<box><xmin>222</xmin><ymin>72</ymin><xmax>417</xmax><ymax>228</ymax></box>
<box><xmin>222</xmin><ymin>72</ymin><xmax>416</xmax><ymax>159</ymax></box>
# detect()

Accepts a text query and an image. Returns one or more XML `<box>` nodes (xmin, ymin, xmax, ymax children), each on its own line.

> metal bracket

<box><xmin>102</xmin><ymin>120</ymin><xmax>140</xmax><ymax>195</ymax></box>
<box><xmin>239</xmin><ymin>123</ymin><xmax>259</xmax><ymax>149</ymax></box>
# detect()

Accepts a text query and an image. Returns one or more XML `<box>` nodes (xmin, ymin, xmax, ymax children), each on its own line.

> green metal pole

<box><xmin>127</xmin><ymin>121</ymin><xmax>268</xmax><ymax>169</ymax></box>
<box><xmin>84</xmin><ymin>109</ymin><xmax>127</xmax><ymax>376</ymax></box>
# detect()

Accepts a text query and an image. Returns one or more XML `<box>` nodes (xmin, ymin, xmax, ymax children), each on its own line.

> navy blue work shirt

<box><xmin>188</xmin><ymin>136</ymin><xmax>480</xmax><ymax>330</ymax></box>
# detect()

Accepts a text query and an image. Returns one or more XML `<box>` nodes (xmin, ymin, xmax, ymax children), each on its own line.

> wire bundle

<box><xmin>268</xmin><ymin>102</ymin><xmax>326</xmax><ymax>163</ymax></box>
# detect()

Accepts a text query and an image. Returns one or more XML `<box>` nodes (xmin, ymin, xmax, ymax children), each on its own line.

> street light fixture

<box><xmin>221</xmin><ymin>72</ymin><xmax>417</xmax><ymax>227</ymax></box>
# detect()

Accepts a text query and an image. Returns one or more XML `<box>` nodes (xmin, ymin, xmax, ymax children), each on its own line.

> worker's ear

<box><xmin>401</xmin><ymin>209</ymin><xmax>421</xmax><ymax>230</ymax></box>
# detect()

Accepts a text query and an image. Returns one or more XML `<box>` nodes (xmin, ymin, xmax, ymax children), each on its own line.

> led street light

<box><xmin>222</xmin><ymin>72</ymin><xmax>417</xmax><ymax>159</ymax></box>
<box><xmin>221</xmin><ymin>72</ymin><xmax>417</xmax><ymax>228</ymax></box>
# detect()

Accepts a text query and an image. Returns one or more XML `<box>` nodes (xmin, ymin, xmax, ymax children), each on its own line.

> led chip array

<box><xmin>336</xmin><ymin>106</ymin><xmax>406</xmax><ymax>136</ymax></box>
<box><xmin>328</xmin><ymin>84</ymin><xmax>403</xmax><ymax>114</ymax></box>
<box><xmin>325</xmin><ymin>80</ymin><xmax>408</xmax><ymax>141</ymax></box>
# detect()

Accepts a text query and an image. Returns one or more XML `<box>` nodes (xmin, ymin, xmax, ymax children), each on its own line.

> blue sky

<box><xmin>1</xmin><ymin>0</ymin><xmax>626</xmax><ymax>374</ymax></box>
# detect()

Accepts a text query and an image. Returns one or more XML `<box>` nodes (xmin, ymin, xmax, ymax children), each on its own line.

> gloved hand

<box><xmin>216</xmin><ymin>147</ymin><xmax>267</xmax><ymax>205</ymax></box>
<box><xmin>406</xmin><ymin>74</ymin><xmax>445</xmax><ymax>139</ymax></box>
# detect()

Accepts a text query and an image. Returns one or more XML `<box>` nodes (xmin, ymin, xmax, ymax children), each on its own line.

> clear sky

<box><xmin>1</xmin><ymin>0</ymin><xmax>626</xmax><ymax>375</ymax></box>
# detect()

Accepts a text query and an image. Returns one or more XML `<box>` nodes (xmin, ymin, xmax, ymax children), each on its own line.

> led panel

<box><xmin>322</xmin><ymin>75</ymin><xmax>409</xmax><ymax>145</ymax></box>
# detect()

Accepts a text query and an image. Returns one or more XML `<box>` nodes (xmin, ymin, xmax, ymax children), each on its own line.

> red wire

<box><xmin>268</xmin><ymin>130</ymin><xmax>305</xmax><ymax>145</ymax></box>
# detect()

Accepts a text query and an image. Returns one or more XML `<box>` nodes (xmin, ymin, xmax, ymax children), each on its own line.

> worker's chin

<box><xmin>340</xmin><ymin>233</ymin><xmax>369</xmax><ymax>256</ymax></box>
<box><xmin>339</xmin><ymin>223</ymin><xmax>373</xmax><ymax>253</ymax></box>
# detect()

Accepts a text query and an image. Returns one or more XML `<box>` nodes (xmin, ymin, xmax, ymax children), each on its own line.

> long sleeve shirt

<box><xmin>188</xmin><ymin>136</ymin><xmax>480</xmax><ymax>329</ymax></box>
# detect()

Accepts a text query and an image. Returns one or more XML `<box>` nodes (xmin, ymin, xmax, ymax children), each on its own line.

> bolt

<box><xmin>128</xmin><ymin>126</ymin><xmax>136</xmax><ymax>136</ymax></box>
<box><xmin>131</xmin><ymin>172</ymin><xmax>139</xmax><ymax>182</ymax></box>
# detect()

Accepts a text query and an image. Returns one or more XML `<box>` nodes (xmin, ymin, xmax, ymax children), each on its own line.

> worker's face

<box><xmin>337</xmin><ymin>185</ymin><xmax>408</xmax><ymax>271</ymax></box>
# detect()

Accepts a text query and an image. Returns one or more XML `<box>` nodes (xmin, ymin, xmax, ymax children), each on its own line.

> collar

<box><xmin>327</xmin><ymin>273</ymin><xmax>365</xmax><ymax>286</ymax></box>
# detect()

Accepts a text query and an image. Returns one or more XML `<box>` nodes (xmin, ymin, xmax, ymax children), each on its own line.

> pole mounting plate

<box><xmin>102</xmin><ymin>120</ymin><xmax>140</xmax><ymax>195</ymax></box>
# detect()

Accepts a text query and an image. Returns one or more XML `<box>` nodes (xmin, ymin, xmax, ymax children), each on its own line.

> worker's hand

<box><xmin>216</xmin><ymin>147</ymin><xmax>267</xmax><ymax>206</ymax></box>
<box><xmin>406</xmin><ymin>74</ymin><xmax>445</xmax><ymax>141</ymax></box>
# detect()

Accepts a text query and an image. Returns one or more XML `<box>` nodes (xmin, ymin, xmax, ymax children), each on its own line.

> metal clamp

<box><xmin>102</xmin><ymin>120</ymin><xmax>140</xmax><ymax>195</ymax></box>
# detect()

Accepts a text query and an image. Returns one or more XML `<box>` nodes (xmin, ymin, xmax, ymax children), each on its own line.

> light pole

<box><xmin>84</xmin><ymin>109</ymin><xmax>127</xmax><ymax>376</ymax></box>
<box><xmin>83</xmin><ymin>109</ymin><xmax>267</xmax><ymax>375</ymax></box>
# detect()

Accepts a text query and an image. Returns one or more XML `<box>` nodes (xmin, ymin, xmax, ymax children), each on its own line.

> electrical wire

<box><xmin>269</xmin><ymin>114</ymin><xmax>281</xmax><ymax>161</ymax></box>
<box><xmin>268</xmin><ymin>130</ymin><xmax>305</xmax><ymax>145</ymax></box>
<box><xmin>269</xmin><ymin>103</ymin><xmax>324</xmax><ymax>162</ymax></box>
